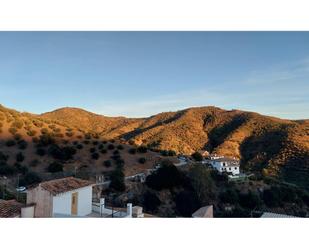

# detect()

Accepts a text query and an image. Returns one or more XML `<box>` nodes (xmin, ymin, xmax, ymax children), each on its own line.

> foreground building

<box><xmin>27</xmin><ymin>177</ymin><xmax>94</xmax><ymax>217</ymax></box>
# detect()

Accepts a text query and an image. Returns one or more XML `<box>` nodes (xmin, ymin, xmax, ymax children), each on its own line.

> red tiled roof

<box><xmin>0</xmin><ymin>200</ymin><xmax>22</xmax><ymax>218</ymax></box>
<box><xmin>40</xmin><ymin>177</ymin><xmax>94</xmax><ymax>195</ymax></box>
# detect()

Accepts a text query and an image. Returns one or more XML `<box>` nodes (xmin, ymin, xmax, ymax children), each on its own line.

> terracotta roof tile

<box><xmin>0</xmin><ymin>200</ymin><xmax>22</xmax><ymax>218</ymax></box>
<box><xmin>40</xmin><ymin>177</ymin><xmax>94</xmax><ymax>195</ymax></box>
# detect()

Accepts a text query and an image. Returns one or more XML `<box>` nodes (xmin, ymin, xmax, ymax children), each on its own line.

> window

<box><xmin>235</xmin><ymin>167</ymin><xmax>237</xmax><ymax>170</ymax></box>
<box><xmin>229</xmin><ymin>167</ymin><xmax>231</xmax><ymax>170</ymax></box>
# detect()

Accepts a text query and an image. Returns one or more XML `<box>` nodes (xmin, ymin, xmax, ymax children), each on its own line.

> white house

<box><xmin>26</xmin><ymin>177</ymin><xmax>94</xmax><ymax>217</ymax></box>
<box><xmin>209</xmin><ymin>157</ymin><xmax>240</xmax><ymax>175</ymax></box>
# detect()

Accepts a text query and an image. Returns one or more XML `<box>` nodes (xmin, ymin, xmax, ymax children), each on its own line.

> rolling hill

<box><xmin>1</xmin><ymin>104</ymin><xmax>309</xmax><ymax>188</ymax></box>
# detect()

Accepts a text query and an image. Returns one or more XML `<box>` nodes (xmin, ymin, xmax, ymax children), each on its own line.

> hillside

<box><xmin>39</xmin><ymin>105</ymin><xmax>309</xmax><ymax>188</ymax></box>
<box><xmin>0</xmin><ymin>105</ymin><xmax>176</xmax><ymax>188</ymax></box>
<box><xmin>1</xmin><ymin>104</ymin><xmax>308</xmax><ymax>189</ymax></box>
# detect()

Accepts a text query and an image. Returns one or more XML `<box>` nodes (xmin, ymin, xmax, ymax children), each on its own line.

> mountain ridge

<box><xmin>1</xmin><ymin>103</ymin><xmax>308</xmax><ymax>188</ymax></box>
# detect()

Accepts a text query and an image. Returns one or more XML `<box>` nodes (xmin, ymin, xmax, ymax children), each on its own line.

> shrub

<box><xmin>47</xmin><ymin>162</ymin><xmax>64</xmax><ymax>173</ymax></box>
<box><xmin>91</xmin><ymin>152</ymin><xmax>99</xmax><ymax>160</ymax></box>
<box><xmin>113</xmin><ymin>150</ymin><xmax>120</xmax><ymax>155</ymax></box>
<box><xmin>0</xmin><ymin>152</ymin><xmax>9</xmax><ymax>162</ymax></box>
<box><xmin>27</xmin><ymin>130</ymin><xmax>37</xmax><ymax>136</ymax></box>
<box><xmin>107</xmin><ymin>144</ymin><xmax>115</xmax><ymax>150</ymax></box>
<box><xmin>100</xmin><ymin>149</ymin><xmax>107</xmax><ymax>154</ymax></box>
<box><xmin>8</xmin><ymin>127</ymin><xmax>17</xmax><ymax>135</ymax></box>
<box><xmin>90</xmin><ymin>147</ymin><xmax>96</xmax><ymax>153</ymax></box>
<box><xmin>16</xmin><ymin>152</ymin><xmax>25</xmax><ymax>162</ymax></box>
<box><xmin>92</xmin><ymin>141</ymin><xmax>99</xmax><ymax>146</ymax></box>
<box><xmin>38</xmin><ymin>133</ymin><xmax>55</xmax><ymax>146</ymax></box>
<box><xmin>66</xmin><ymin>131</ymin><xmax>74</xmax><ymax>137</ymax></box>
<box><xmin>48</xmin><ymin>145</ymin><xmax>76</xmax><ymax>161</ymax></box>
<box><xmin>103</xmin><ymin>160</ymin><xmax>112</xmax><ymax>167</ymax></box>
<box><xmin>41</xmin><ymin>128</ymin><xmax>49</xmax><ymax>134</ymax></box>
<box><xmin>32</xmin><ymin>120</ymin><xmax>43</xmax><ymax>128</ymax></box>
<box><xmin>143</xmin><ymin>191</ymin><xmax>161</xmax><ymax>213</ymax></box>
<box><xmin>115</xmin><ymin>158</ymin><xmax>125</xmax><ymax>168</ymax></box>
<box><xmin>117</xmin><ymin>145</ymin><xmax>124</xmax><ymax>150</ymax></box>
<box><xmin>98</xmin><ymin>144</ymin><xmax>104</xmax><ymax>150</ymax></box>
<box><xmin>76</xmin><ymin>144</ymin><xmax>83</xmax><ymax>150</ymax></box>
<box><xmin>128</xmin><ymin>148</ymin><xmax>136</xmax><ymax>154</ymax></box>
<box><xmin>128</xmin><ymin>140</ymin><xmax>135</xmax><ymax>145</ymax></box>
<box><xmin>137</xmin><ymin>146</ymin><xmax>147</xmax><ymax>153</ymax></box>
<box><xmin>32</xmin><ymin>137</ymin><xmax>39</xmax><ymax>143</ymax></box>
<box><xmin>30</xmin><ymin>159</ymin><xmax>40</xmax><ymax>167</ymax></box>
<box><xmin>160</xmin><ymin>150</ymin><xmax>176</xmax><ymax>156</ymax></box>
<box><xmin>191</xmin><ymin>152</ymin><xmax>203</xmax><ymax>161</ymax></box>
<box><xmin>14</xmin><ymin>133</ymin><xmax>22</xmax><ymax>141</ymax></box>
<box><xmin>84</xmin><ymin>133</ymin><xmax>91</xmax><ymax>140</ymax></box>
<box><xmin>6</xmin><ymin>140</ymin><xmax>16</xmax><ymax>147</ymax></box>
<box><xmin>0</xmin><ymin>163</ymin><xmax>17</xmax><ymax>175</ymax></box>
<box><xmin>12</xmin><ymin>120</ymin><xmax>23</xmax><ymax>129</ymax></box>
<box><xmin>138</xmin><ymin>157</ymin><xmax>146</xmax><ymax>164</ymax></box>
<box><xmin>18</xmin><ymin>140</ymin><xmax>28</xmax><ymax>150</ymax></box>
<box><xmin>83</xmin><ymin>140</ymin><xmax>90</xmax><ymax>145</ymax></box>
<box><xmin>36</xmin><ymin>148</ymin><xmax>46</xmax><ymax>156</ymax></box>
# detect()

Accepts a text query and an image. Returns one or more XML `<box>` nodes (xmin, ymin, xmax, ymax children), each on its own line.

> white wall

<box><xmin>211</xmin><ymin>161</ymin><xmax>240</xmax><ymax>175</ymax></box>
<box><xmin>52</xmin><ymin>186</ymin><xmax>92</xmax><ymax>217</ymax></box>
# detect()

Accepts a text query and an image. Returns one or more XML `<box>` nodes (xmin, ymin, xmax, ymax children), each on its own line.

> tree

<box><xmin>191</xmin><ymin>152</ymin><xmax>203</xmax><ymax>161</ymax></box>
<box><xmin>146</xmin><ymin>160</ymin><xmax>184</xmax><ymax>190</ymax></box>
<box><xmin>175</xmin><ymin>190</ymin><xmax>200</xmax><ymax>217</ymax></box>
<box><xmin>188</xmin><ymin>164</ymin><xmax>215</xmax><ymax>204</ymax></box>
<box><xmin>142</xmin><ymin>191</ymin><xmax>161</xmax><ymax>213</ymax></box>
<box><xmin>137</xmin><ymin>146</ymin><xmax>148</xmax><ymax>153</ymax></box>
<box><xmin>109</xmin><ymin>168</ymin><xmax>125</xmax><ymax>192</ymax></box>
<box><xmin>239</xmin><ymin>191</ymin><xmax>261</xmax><ymax>209</ymax></box>
<box><xmin>24</xmin><ymin>171</ymin><xmax>41</xmax><ymax>185</ymax></box>
<box><xmin>117</xmin><ymin>145</ymin><xmax>124</xmax><ymax>150</ymax></box>
<box><xmin>138</xmin><ymin>157</ymin><xmax>146</xmax><ymax>164</ymax></box>
<box><xmin>6</xmin><ymin>139</ymin><xmax>16</xmax><ymax>147</ymax></box>
<box><xmin>0</xmin><ymin>163</ymin><xmax>16</xmax><ymax>175</ymax></box>
<box><xmin>36</xmin><ymin>148</ymin><xmax>46</xmax><ymax>156</ymax></box>
<box><xmin>103</xmin><ymin>160</ymin><xmax>112</xmax><ymax>167</ymax></box>
<box><xmin>17</xmin><ymin>140</ymin><xmax>28</xmax><ymax>150</ymax></box>
<box><xmin>16</xmin><ymin>152</ymin><xmax>25</xmax><ymax>162</ymax></box>
<box><xmin>0</xmin><ymin>152</ymin><xmax>9</xmax><ymax>162</ymax></box>
<box><xmin>91</xmin><ymin>152</ymin><xmax>99</xmax><ymax>160</ymax></box>
<box><xmin>263</xmin><ymin>187</ymin><xmax>281</xmax><ymax>207</ymax></box>
<box><xmin>47</xmin><ymin>162</ymin><xmax>64</xmax><ymax>173</ymax></box>
<box><xmin>128</xmin><ymin>148</ymin><xmax>136</xmax><ymax>154</ymax></box>
<box><xmin>219</xmin><ymin>189</ymin><xmax>239</xmax><ymax>204</ymax></box>
<box><xmin>107</xmin><ymin>144</ymin><xmax>115</xmax><ymax>150</ymax></box>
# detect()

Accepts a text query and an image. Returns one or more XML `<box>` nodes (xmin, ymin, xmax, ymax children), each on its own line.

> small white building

<box><xmin>27</xmin><ymin>177</ymin><xmax>94</xmax><ymax>217</ymax></box>
<box><xmin>209</xmin><ymin>157</ymin><xmax>240</xmax><ymax>175</ymax></box>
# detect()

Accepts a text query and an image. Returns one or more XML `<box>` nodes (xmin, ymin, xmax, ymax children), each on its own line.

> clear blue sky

<box><xmin>0</xmin><ymin>32</ymin><xmax>308</xmax><ymax>119</ymax></box>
